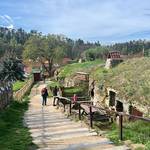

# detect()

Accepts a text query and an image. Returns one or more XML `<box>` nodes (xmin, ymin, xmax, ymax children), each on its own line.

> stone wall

<box><xmin>61</xmin><ymin>72</ymin><xmax>89</xmax><ymax>88</ymax></box>
<box><xmin>88</xmin><ymin>79</ymin><xmax>149</xmax><ymax>116</ymax></box>
<box><xmin>14</xmin><ymin>78</ymin><xmax>34</xmax><ymax>101</ymax></box>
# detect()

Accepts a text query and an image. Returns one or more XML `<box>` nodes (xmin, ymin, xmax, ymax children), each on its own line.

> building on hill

<box><xmin>32</xmin><ymin>68</ymin><xmax>42</xmax><ymax>82</ymax></box>
<box><xmin>105</xmin><ymin>51</ymin><xmax>123</xmax><ymax>69</ymax></box>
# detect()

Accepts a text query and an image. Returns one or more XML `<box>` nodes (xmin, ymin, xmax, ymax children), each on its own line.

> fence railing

<box><xmin>13</xmin><ymin>78</ymin><xmax>34</xmax><ymax>101</ymax></box>
<box><xmin>0</xmin><ymin>81</ymin><xmax>13</xmax><ymax>109</ymax></box>
<box><xmin>54</xmin><ymin>96</ymin><xmax>150</xmax><ymax>141</ymax></box>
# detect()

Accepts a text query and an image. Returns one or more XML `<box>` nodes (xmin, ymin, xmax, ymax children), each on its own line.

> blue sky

<box><xmin>1</xmin><ymin>0</ymin><xmax>150</xmax><ymax>43</ymax></box>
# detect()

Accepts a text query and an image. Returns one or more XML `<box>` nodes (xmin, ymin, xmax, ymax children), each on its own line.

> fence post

<box><xmin>64</xmin><ymin>103</ymin><xmax>66</xmax><ymax>112</ymax></box>
<box><xmin>89</xmin><ymin>106</ymin><xmax>93</xmax><ymax>128</ymax></box>
<box><xmin>69</xmin><ymin>101</ymin><xmax>72</xmax><ymax>115</ymax></box>
<box><xmin>79</xmin><ymin>103</ymin><xmax>81</xmax><ymax>120</ymax></box>
<box><xmin>57</xmin><ymin>97</ymin><xmax>60</xmax><ymax>109</ymax></box>
<box><xmin>119</xmin><ymin>114</ymin><xmax>123</xmax><ymax>140</ymax></box>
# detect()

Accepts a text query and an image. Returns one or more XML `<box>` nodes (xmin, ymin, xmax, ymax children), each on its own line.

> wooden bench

<box><xmin>80</xmin><ymin>104</ymin><xmax>110</xmax><ymax>122</ymax></box>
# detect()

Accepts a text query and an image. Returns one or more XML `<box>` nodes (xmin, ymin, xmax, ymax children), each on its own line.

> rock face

<box><xmin>63</xmin><ymin>72</ymin><xmax>89</xmax><ymax>88</ymax></box>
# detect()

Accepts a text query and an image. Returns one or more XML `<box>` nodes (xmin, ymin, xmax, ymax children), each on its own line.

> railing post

<box><xmin>69</xmin><ymin>101</ymin><xmax>72</xmax><ymax>115</ymax></box>
<box><xmin>56</xmin><ymin>97</ymin><xmax>60</xmax><ymax>109</ymax></box>
<box><xmin>64</xmin><ymin>104</ymin><xmax>66</xmax><ymax>112</ymax></box>
<box><xmin>119</xmin><ymin>114</ymin><xmax>123</xmax><ymax>140</ymax></box>
<box><xmin>89</xmin><ymin>106</ymin><xmax>93</xmax><ymax>128</ymax></box>
<box><xmin>79</xmin><ymin>103</ymin><xmax>81</xmax><ymax>120</ymax></box>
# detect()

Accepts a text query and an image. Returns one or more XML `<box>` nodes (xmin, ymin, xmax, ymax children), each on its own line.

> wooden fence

<box><xmin>54</xmin><ymin>96</ymin><xmax>150</xmax><ymax>141</ymax></box>
<box><xmin>13</xmin><ymin>78</ymin><xmax>34</xmax><ymax>101</ymax></box>
<box><xmin>0</xmin><ymin>81</ymin><xmax>13</xmax><ymax>109</ymax></box>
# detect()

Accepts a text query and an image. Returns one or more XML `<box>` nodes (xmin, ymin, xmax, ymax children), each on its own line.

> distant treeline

<box><xmin>0</xmin><ymin>27</ymin><xmax>99</xmax><ymax>59</ymax></box>
<box><xmin>0</xmin><ymin>26</ymin><xmax>150</xmax><ymax>61</ymax></box>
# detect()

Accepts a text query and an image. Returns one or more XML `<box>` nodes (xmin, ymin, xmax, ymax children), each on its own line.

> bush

<box><xmin>107</xmin><ymin>120</ymin><xmax>150</xmax><ymax>148</ymax></box>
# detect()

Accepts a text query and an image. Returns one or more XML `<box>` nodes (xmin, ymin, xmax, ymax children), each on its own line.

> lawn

<box><xmin>58</xmin><ymin>59</ymin><xmax>104</xmax><ymax>78</ymax></box>
<box><xmin>48</xmin><ymin>81</ymin><xmax>87</xmax><ymax>97</ymax></box>
<box><xmin>0</xmin><ymin>97</ymin><xmax>37</xmax><ymax>150</ymax></box>
<box><xmin>13</xmin><ymin>80</ymin><xmax>26</xmax><ymax>92</ymax></box>
<box><xmin>107</xmin><ymin>120</ymin><xmax>150</xmax><ymax>149</ymax></box>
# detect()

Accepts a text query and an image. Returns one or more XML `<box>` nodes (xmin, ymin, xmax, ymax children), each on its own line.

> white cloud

<box><xmin>1</xmin><ymin>0</ymin><xmax>150</xmax><ymax>42</ymax></box>
<box><xmin>0</xmin><ymin>15</ymin><xmax>14</xmax><ymax>29</ymax></box>
<box><xmin>31</xmin><ymin>0</ymin><xmax>150</xmax><ymax>42</ymax></box>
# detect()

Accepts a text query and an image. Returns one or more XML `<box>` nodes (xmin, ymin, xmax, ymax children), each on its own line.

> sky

<box><xmin>1</xmin><ymin>0</ymin><xmax>150</xmax><ymax>43</ymax></box>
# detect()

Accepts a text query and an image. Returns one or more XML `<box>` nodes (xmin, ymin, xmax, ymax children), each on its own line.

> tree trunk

<box><xmin>48</xmin><ymin>58</ymin><xmax>53</xmax><ymax>77</ymax></box>
<box><xmin>40</xmin><ymin>58</ymin><xmax>53</xmax><ymax>77</ymax></box>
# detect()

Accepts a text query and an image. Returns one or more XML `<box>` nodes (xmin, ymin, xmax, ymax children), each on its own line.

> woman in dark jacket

<box><xmin>41</xmin><ymin>87</ymin><xmax>48</xmax><ymax>106</ymax></box>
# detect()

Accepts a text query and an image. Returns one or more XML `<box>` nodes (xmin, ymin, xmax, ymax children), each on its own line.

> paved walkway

<box><xmin>24</xmin><ymin>83</ymin><xmax>129</xmax><ymax>150</ymax></box>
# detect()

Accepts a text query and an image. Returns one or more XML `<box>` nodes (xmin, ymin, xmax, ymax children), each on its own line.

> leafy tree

<box><xmin>0</xmin><ymin>57</ymin><xmax>25</xmax><ymax>81</ymax></box>
<box><xmin>84</xmin><ymin>46</ymin><xmax>109</xmax><ymax>60</ymax></box>
<box><xmin>23</xmin><ymin>35</ymin><xmax>67</xmax><ymax>76</ymax></box>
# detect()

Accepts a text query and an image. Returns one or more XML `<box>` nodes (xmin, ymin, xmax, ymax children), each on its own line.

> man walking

<box><xmin>41</xmin><ymin>87</ymin><xmax>48</xmax><ymax>106</ymax></box>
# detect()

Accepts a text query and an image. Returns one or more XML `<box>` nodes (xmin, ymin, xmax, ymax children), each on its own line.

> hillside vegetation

<box><xmin>58</xmin><ymin>59</ymin><xmax>104</xmax><ymax>78</ymax></box>
<box><xmin>92</xmin><ymin>57</ymin><xmax>150</xmax><ymax>108</ymax></box>
<box><xmin>59</xmin><ymin>57</ymin><xmax>150</xmax><ymax>110</ymax></box>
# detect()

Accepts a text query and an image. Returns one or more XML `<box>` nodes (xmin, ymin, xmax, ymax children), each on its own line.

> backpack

<box><xmin>41</xmin><ymin>88</ymin><xmax>45</xmax><ymax>96</ymax></box>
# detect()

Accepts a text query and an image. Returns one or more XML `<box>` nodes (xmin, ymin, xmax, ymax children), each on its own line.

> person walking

<box><xmin>72</xmin><ymin>94</ymin><xmax>78</xmax><ymax>103</ymax></box>
<box><xmin>41</xmin><ymin>87</ymin><xmax>48</xmax><ymax>106</ymax></box>
<box><xmin>53</xmin><ymin>86</ymin><xmax>58</xmax><ymax>106</ymax></box>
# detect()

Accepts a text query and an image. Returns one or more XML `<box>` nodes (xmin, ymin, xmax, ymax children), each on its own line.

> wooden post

<box><xmin>64</xmin><ymin>104</ymin><xmax>66</xmax><ymax>112</ymax></box>
<box><xmin>119</xmin><ymin>114</ymin><xmax>123</xmax><ymax>140</ymax></box>
<box><xmin>57</xmin><ymin>98</ymin><xmax>59</xmax><ymax>109</ymax></box>
<box><xmin>89</xmin><ymin>106</ymin><xmax>93</xmax><ymax>128</ymax></box>
<box><xmin>69</xmin><ymin>101</ymin><xmax>72</xmax><ymax>115</ymax></box>
<box><xmin>79</xmin><ymin>103</ymin><xmax>81</xmax><ymax>120</ymax></box>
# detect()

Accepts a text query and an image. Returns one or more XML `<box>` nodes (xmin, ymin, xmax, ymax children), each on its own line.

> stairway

<box><xmin>24</xmin><ymin>84</ymin><xmax>129</xmax><ymax>150</ymax></box>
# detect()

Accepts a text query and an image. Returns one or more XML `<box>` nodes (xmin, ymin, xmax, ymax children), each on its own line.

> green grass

<box><xmin>48</xmin><ymin>80</ymin><xmax>61</xmax><ymax>88</ymax></box>
<box><xmin>63</xmin><ymin>86</ymin><xmax>85</xmax><ymax>97</ymax></box>
<box><xmin>13</xmin><ymin>80</ymin><xmax>26</xmax><ymax>92</ymax></box>
<box><xmin>58</xmin><ymin>59</ymin><xmax>104</xmax><ymax>78</ymax></box>
<box><xmin>0</xmin><ymin>97</ymin><xmax>37</xmax><ymax>150</ymax></box>
<box><xmin>107</xmin><ymin>120</ymin><xmax>150</xmax><ymax>149</ymax></box>
<box><xmin>91</xmin><ymin>57</ymin><xmax>150</xmax><ymax>112</ymax></box>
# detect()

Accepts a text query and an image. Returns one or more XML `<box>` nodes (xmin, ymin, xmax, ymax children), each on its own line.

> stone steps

<box><xmin>24</xmin><ymin>84</ymin><xmax>129</xmax><ymax>150</ymax></box>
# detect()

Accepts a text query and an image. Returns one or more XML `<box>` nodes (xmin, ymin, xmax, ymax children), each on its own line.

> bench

<box><xmin>80</xmin><ymin>104</ymin><xmax>110</xmax><ymax>122</ymax></box>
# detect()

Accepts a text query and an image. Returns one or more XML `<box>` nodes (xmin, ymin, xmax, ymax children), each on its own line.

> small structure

<box><xmin>32</xmin><ymin>68</ymin><xmax>41</xmax><ymax>82</ymax></box>
<box><xmin>75</xmin><ymin>72</ymin><xmax>89</xmax><ymax>81</ymax></box>
<box><xmin>105</xmin><ymin>51</ymin><xmax>123</xmax><ymax>69</ymax></box>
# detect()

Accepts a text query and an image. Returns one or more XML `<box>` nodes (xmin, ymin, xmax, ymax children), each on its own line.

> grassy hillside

<box><xmin>58</xmin><ymin>57</ymin><xmax>150</xmax><ymax>109</ymax></box>
<box><xmin>58</xmin><ymin>59</ymin><xmax>104</xmax><ymax>78</ymax></box>
<box><xmin>92</xmin><ymin>57</ymin><xmax>150</xmax><ymax>107</ymax></box>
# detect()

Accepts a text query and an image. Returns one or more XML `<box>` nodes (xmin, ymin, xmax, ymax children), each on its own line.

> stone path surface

<box><xmin>24</xmin><ymin>83</ymin><xmax>129</xmax><ymax>150</ymax></box>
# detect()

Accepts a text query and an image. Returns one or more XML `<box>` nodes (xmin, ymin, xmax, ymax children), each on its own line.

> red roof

<box><xmin>107</xmin><ymin>51</ymin><xmax>121</xmax><ymax>59</ymax></box>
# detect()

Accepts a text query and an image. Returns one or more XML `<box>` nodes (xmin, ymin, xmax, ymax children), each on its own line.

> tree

<box><xmin>23</xmin><ymin>34</ymin><xmax>67</xmax><ymax>76</ymax></box>
<box><xmin>0</xmin><ymin>56</ymin><xmax>25</xmax><ymax>81</ymax></box>
<box><xmin>84</xmin><ymin>46</ymin><xmax>109</xmax><ymax>60</ymax></box>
